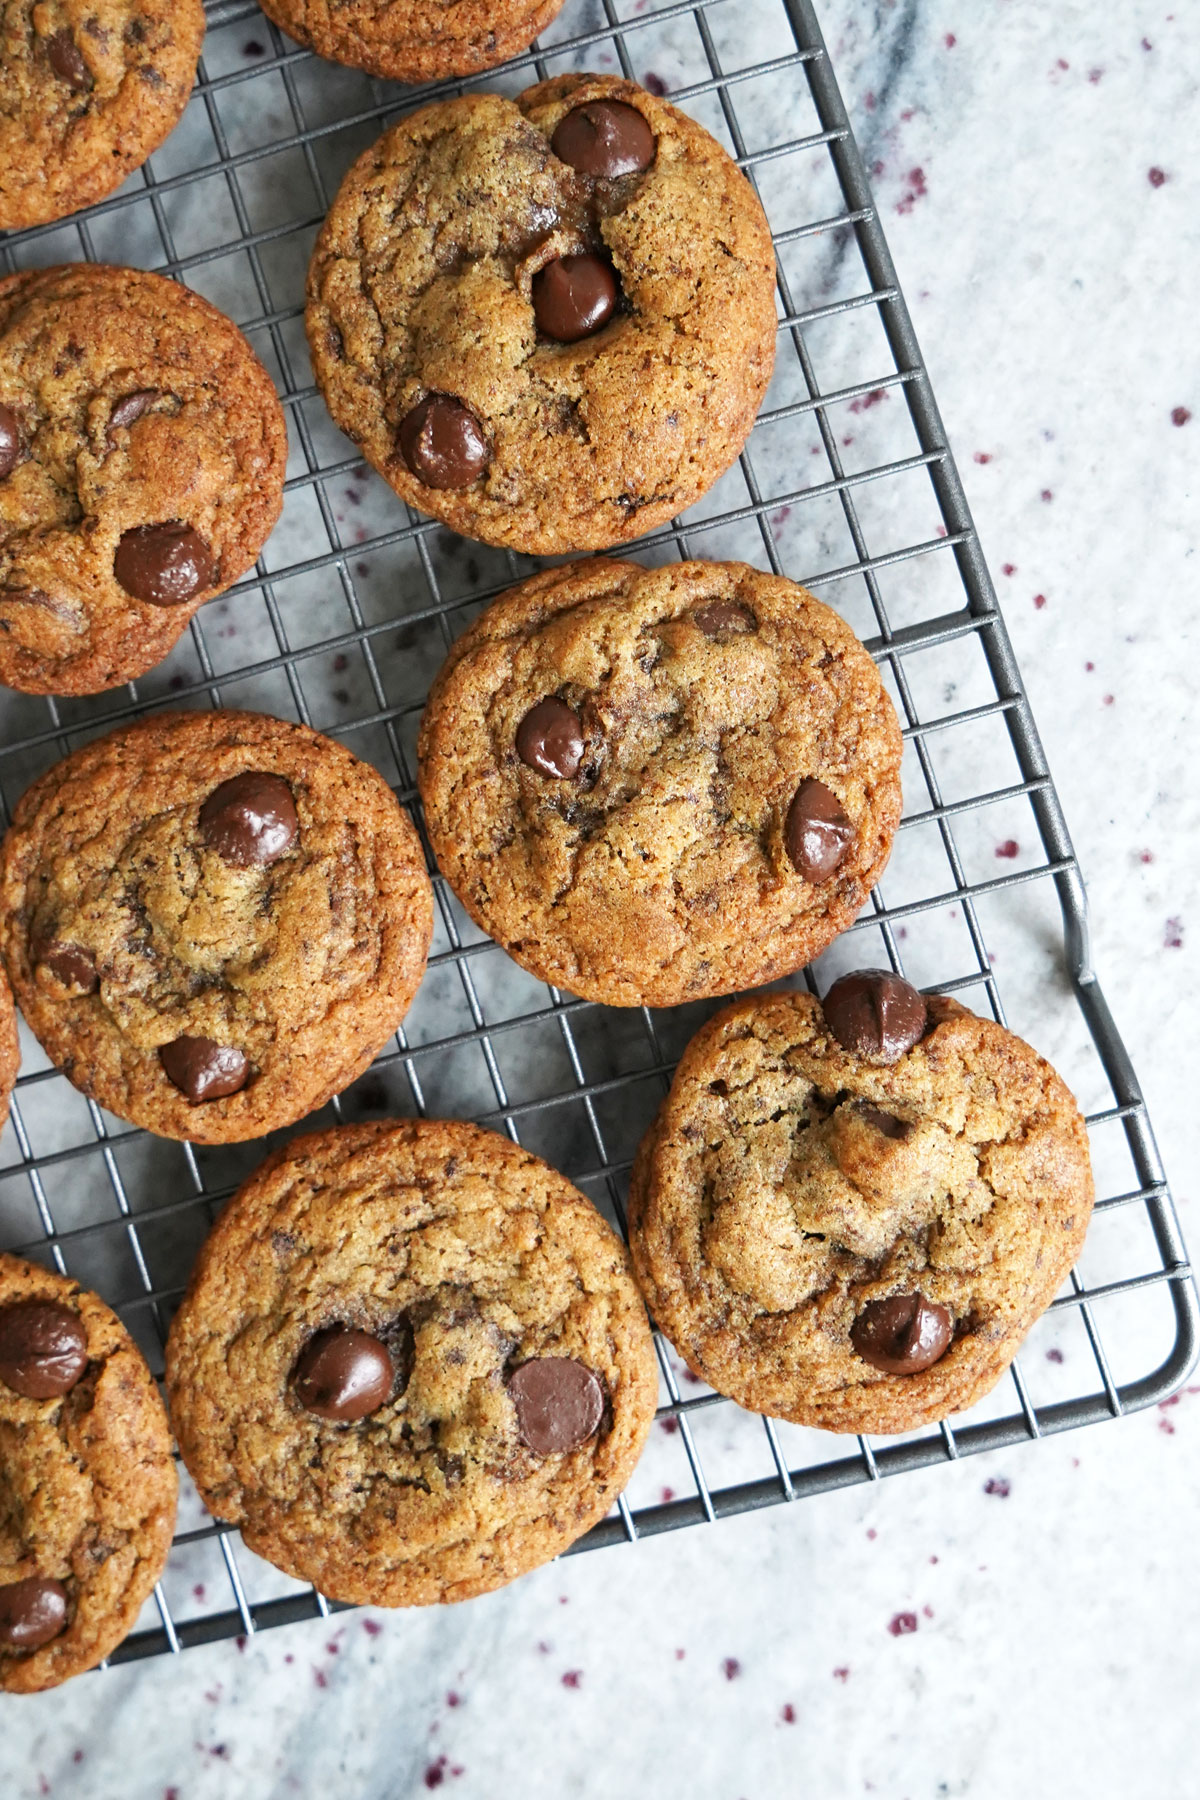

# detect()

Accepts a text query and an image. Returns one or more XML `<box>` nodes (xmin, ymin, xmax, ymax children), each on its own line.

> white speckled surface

<box><xmin>2</xmin><ymin>0</ymin><xmax>1199</xmax><ymax>1794</ymax></box>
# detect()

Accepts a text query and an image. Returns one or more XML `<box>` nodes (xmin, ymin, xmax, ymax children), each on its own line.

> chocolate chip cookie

<box><xmin>0</xmin><ymin>1</ymin><xmax>204</xmax><ymax>231</ymax></box>
<box><xmin>0</xmin><ymin>709</ymin><xmax>433</xmax><ymax>1144</ymax></box>
<box><xmin>0</xmin><ymin>263</ymin><xmax>287</xmax><ymax>695</ymax></box>
<box><xmin>0</xmin><ymin>1254</ymin><xmax>177</xmax><ymax>1692</ymax></box>
<box><xmin>306</xmin><ymin>75</ymin><xmax>777</xmax><ymax>554</ymax></box>
<box><xmin>259</xmin><ymin>0</ymin><xmax>566</xmax><ymax>83</ymax></box>
<box><xmin>165</xmin><ymin>1119</ymin><xmax>658</xmax><ymax>1606</ymax></box>
<box><xmin>629</xmin><ymin>975</ymin><xmax>1094</xmax><ymax>1435</ymax></box>
<box><xmin>418</xmin><ymin>559</ymin><xmax>903</xmax><ymax>1007</ymax></box>
<box><xmin>0</xmin><ymin>964</ymin><xmax>19</xmax><ymax>1137</ymax></box>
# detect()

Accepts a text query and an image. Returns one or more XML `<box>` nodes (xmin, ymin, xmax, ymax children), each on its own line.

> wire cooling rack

<box><xmin>0</xmin><ymin>0</ymin><xmax>1193</xmax><ymax>1665</ymax></box>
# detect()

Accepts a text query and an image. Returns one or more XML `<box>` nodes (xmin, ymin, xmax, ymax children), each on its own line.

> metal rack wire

<box><xmin>0</xmin><ymin>0</ymin><xmax>1193</xmax><ymax>1663</ymax></box>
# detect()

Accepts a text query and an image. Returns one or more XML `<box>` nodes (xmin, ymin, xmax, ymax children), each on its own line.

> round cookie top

<box><xmin>0</xmin><ymin>709</ymin><xmax>433</xmax><ymax>1144</ymax></box>
<box><xmin>0</xmin><ymin>1254</ymin><xmax>176</xmax><ymax>1692</ymax></box>
<box><xmin>0</xmin><ymin>1</ymin><xmax>205</xmax><ymax>231</ymax></box>
<box><xmin>258</xmin><ymin>0</ymin><xmax>567</xmax><ymax>83</ymax></box>
<box><xmin>629</xmin><ymin>979</ymin><xmax>1095</xmax><ymax>1435</ymax></box>
<box><xmin>0</xmin><ymin>264</ymin><xmax>287</xmax><ymax>696</ymax></box>
<box><xmin>305</xmin><ymin>75</ymin><xmax>777</xmax><ymax>554</ymax></box>
<box><xmin>418</xmin><ymin>559</ymin><xmax>903</xmax><ymax>1007</ymax></box>
<box><xmin>165</xmin><ymin>1119</ymin><xmax>659</xmax><ymax>1606</ymax></box>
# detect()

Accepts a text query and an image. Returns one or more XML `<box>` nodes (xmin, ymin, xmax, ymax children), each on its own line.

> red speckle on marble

<box><xmin>675</xmin><ymin>1648</ymin><xmax>686</xmax><ymax>1660</ymax></box>
<box><xmin>1139</xmin><ymin>848</ymin><xmax>1154</xmax><ymax>864</ymax></box>
<box><xmin>1143</xmin><ymin>37</ymin><xmax>1152</xmax><ymax>49</ymax></box>
<box><xmin>559</xmin><ymin>1595</ymin><xmax>569</xmax><ymax>1605</ymax></box>
<box><xmin>193</xmin><ymin>1583</ymin><xmax>206</xmax><ymax>1601</ymax></box>
<box><xmin>204</xmin><ymin>1688</ymin><xmax>221</xmax><ymax>1704</ymax></box>
<box><xmin>285</xmin><ymin>1654</ymin><xmax>294</xmax><ymax>1664</ymax></box>
<box><xmin>996</xmin><ymin>840</ymin><xmax>1019</xmax><ymax>859</ymax></box>
<box><xmin>833</xmin><ymin>1667</ymin><xmax>851</xmax><ymax>1682</ymax></box>
<box><xmin>888</xmin><ymin>1613</ymin><xmax>918</xmax><ymax>1637</ymax></box>
<box><xmin>1002</xmin><ymin>562</ymin><xmax>1016</xmax><ymax>576</ymax></box>
<box><xmin>929</xmin><ymin>1555</ymin><xmax>939</xmax><ymax>1564</ymax></box>
<box><xmin>333</xmin><ymin>653</ymin><xmax>349</xmax><ymax>672</ymax></box>
<box><xmin>723</xmin><ymin>1658</ymin><xmax>742</xmax><ymax>1680</ymax></box>
<box><xmin>871</xmin><ymin>158</ymin><xmax>885</xmax><ymax>179</ymax></box>
<box><xmin>849</xmin><ymin>388</ymin><xmax>888</xmax><ymax>414</ymax></box>
<box><xmin>974</xmin><ymin>451</ymin><xmax>992</xmax><ymax>464</ymax></box>
<box><xmin>842</xmin><ymin>434</ymin><xmax>854</xmax><ymax>447</ymax></box>
<box><xmin>1164</xmin><ymin>918</ymin><xmax>1184</xmax><ymax>949</ymax></box>
<box><xmin>425</xmin><ymin>1760</ymin><xmax>448</xmax><ymax>1790</ymax></box>
<box><xmin>661</xmin><ymin>1486</ymin><xmax>676</xmax><ymax>1503</ymax></box>
<box><xmin>866</xmin><ymin>1528</ymin><xmax>877</xmax><ymax>1540</ymax></box>
<box><xmin>1057</xmin><ymin>58</ymin><xmax>1069</xmax><ymax>70</ymax></box>
<box><xmin>900</xmin><ymin>107</ymin><xmax>915</xmax><ymax>122</ymax></box>
<box><xmin>1149</xmin><ymin>167</ymin><xmax>1167</xmax><ymax>187</ymax></box>
<box><xmin>363</xmin><ymin>1618</ymin><xmax>382</xmax><ymax>1636</ymax></box>
<box><xmin>562</xmin><ymin>1670</ymin><xmax>582</xmax><ymax>1689</ymax></box>
<box><xmin>313</xmin><ymin>1669</ymin><xmax>328</xmax><ymax>1689</ymax></box>
<box><xmin>1034</xmin><ymin>593</ymin><xmax>1047</xmax><ymax>609</ymax></box>
<box><xmin>771</xmin><ymin>505</ymin><xmax>792</xmax><ymax>527</ymax></box>
<box><xmin>643</xmin><ymin>72</ymin><xmax>667</xmax><ymax>95</ymax></box>
<box><xmin>659</xmin><ymin>1415</ymin><xmax>679</xmax><ymax>1434</ymax></box>
<box><xmin>922</xmin><ymin>1606</ymin><xmax>934</xmax><ymax>1619</ymax></box>
<box><xmin>1172</xmin><ymin>406</ymin><xmax>1191</xmax><ymax>427</ymax></box>
<box><xmin>1047</xmin><ymin>1348</ymin><xmax>1065</xmax><ymax>1363</ymax></box>
<box><xmin>1088</xmin><ymin>68</ymin><xmax>1103</xmax><ymax>83</ymax></box>
<box><xmin>1085</xmin><ymin>660</ymin><xmax>1095</xmax><ymax>671</ymax></box>
<box><xmin>447</xmin><ymin>1691</ymin><xmax>462</xmax><ymax>1708</ymax></box>
<box><xmin>37</xmin><ymin>1780</ymin><xmax>49</xmax><ymax>1797</ymax></box>
<box><xmin>537</xmin><ymin>1640</ymin><xmax>552</xmax><ymax>1655</ymax></box>
<box><xmin>984</xmin><ymin>1477</ymin><xmax>1011</xmax><ymax>1497</ymax></box>
<box><xmin>165</xmin><ymin>1790</ymin><xmax>179</xmax><ymax>1800</ymax></box>
<box><xmin>1103</xmin><ymin>693</ymin><xmax>1114</xmax><ymax>706</ymax></box>
<box><xmin>935</xmin><ymin>524</ymin><xmax>947</xmax><ymax>538</ymax></box>
<box><xmin>1041</xmin><ymin>489</ymin><xmax>1053</xmax><ymax>501</ymax></box>
<box><xmin>896</xmin><ymin>167</ymin><xmax>927</xmax><ymax>214</ymax></box>
<box><xmin>864</xmin><ymin>90</ymin><xmax>877</xmax><ymax>111</ymax></box>
<box><xmin>944</xmin><ymin>33</ymin><xmax>956</xmax><ymax>47</ymax></box>
<box><xmin>782</xmin><ymin>1702</ymin><xmax>798</xmax><ymax>1721</ymax></box>
<box><xmin>72</xmin><ymin>1753</ymin><xmax>83</xmax><ymax>1766</ymax></box>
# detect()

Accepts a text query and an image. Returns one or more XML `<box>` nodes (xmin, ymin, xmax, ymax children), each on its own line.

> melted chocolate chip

<box><xmin>114</xmin><ymin>522</ymin><xmax>215</xmax><ymax>606</ymax></box>
<box><xmin>551</xmin><ymin>101</ymin><xmax>656</xmax><ymax>179</ymax></box>
<box><xmin>199</xmin><ymin>772</ymin><xmax>298</xmax><ymax>868</ymax></box>
<box><xmin>290</xmin><ymin>1326</ymin><xmax>394</xmax><ymax>1421</ymax></box>
<box><xmin>506</xmin><ymin>1357</ymin><xmax>604</xmax><ymax>1454</ymax></box>
<box><xmin>822</xmin><ymin>970</ymin><xmax>928</xmax><ymax>1063</ymax></box>
<box><xmin>0</xmin><ymin>1576</ymin><xmax>68</xmax><ymax>1650</ymax></box>
<box><xmin>107</xmin><ymin>389</ymin><xmax>160</xmax><ymax>445</ymax></box>
<box><xmin>785</xmin><ymin>779</ymin><xmax>854</xmax><ymax>883</ymax></box>
<box><xmin>46</xmin><ymin>29</ymin><xmax>91</xmax><ymax>90</ymax></box>
<box><xmin>692</xmin><ymin>599</ymin><xmax>756</xmax><ymax>636</ymax></box>
<box><xmin>516</xmin><ymin>698</ymin><xmax>584</xmax><ymax>779</ymax></box>
<box><xmin>0</xmin><ymin>404</ymin><xmax>21</xmax><ymax>479</ymax></box>
<box><xmin>851</xmin><ymin>1293</ymin><xmax>953</xmax><ymax>1374</ymax></box>
<box><xmin>857</xmin><ymin>1104</ymin><xmax>911</xmax><ymax>1141</ymax></box>
<box><xmin>533</xmin><ymin>254</ymin><xmax>619</xmax><ymax>343</ymax></box>
<box><xmin>0</xmin><ymin>1300</ymin><xmax>88</xmax><ymax>1399</ymax></box>
<box><xmin>398</xmin><ymin>395</ymin><xmax>490</xmax><ymax>489</ymax></box>
<box><xmin>159</xmin><ymin>1037</ymin><xmax>249</xmax><ymax>1103</ymax></box>
<box><xmin>34</xmin><ymin>940</ymin><xmax>98</xmax><ymax>994</ymax></box>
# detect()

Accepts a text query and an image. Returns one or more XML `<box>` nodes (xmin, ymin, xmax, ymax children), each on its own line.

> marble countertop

<box><xmin>4</xmin><ymin>0</ymin><xmax>1198</xmax><ymax>1793</ymax></box>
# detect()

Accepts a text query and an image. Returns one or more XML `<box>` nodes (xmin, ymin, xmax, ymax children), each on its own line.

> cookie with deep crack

<box><xmin>259</xmin><ymin>0</ymin><xmax>566</xmax><ymax>83</ymax></box>
<box><xmin>165</xmin><ymin>1118</ymin><xmax>659</xmax><ymax>1605</ymax></box>
<box><xmin>0</xmin><ymin>1</ymin><xmax>204</xmax><ymax>230</ymax></box>
<box><xmin>0</xmin><ymin>264</ymin><xmax>287</xmax><ymax>695</ymax></box>
<box><xmin>0</xmin><ymin>709</ymin><xmax>433</xmax><ymax>1143</ymax></box>
<box><xmin>628</xmin><ymin>976</ymin><xmax>1094</xmax><ymax>1434</ymax></box>
<box><xmin>418</xmin><ymin>559</ymin><xmax>902</xmax><ymax>1007</ymax></box>
<box><xmin>0</xmin><ymin>1254</ymin><xmax>177</xmax><ymax>1693</ymax></box>
<box><xmin>306</xmin><ymin>75</ymin><xmax>777</xmax><ymax>553</ymax></box>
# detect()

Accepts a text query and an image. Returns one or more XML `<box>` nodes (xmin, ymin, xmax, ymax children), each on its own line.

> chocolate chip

<box><xmin>398</xmin><ymin>395</ymin><xmax>489</xmax><ymax>490</ymax></box>
<box><xmin>107</xmin><ymin>389</ymin><xmax>160</xmax><ymax>445</ymax></box>
<box><xmin>551</xmin><ymin>100</ymin><xmax>656</xmax><ymax>179</ymax></box>
<box><xmin>159</xmin><ymin>1037</ymin><xmax>249</xmax><ymax>1103</ymax></box>
<box><xmin>532</xmin><ymin>255</ymin><xmax>619</xmax><ymax>343</ymax></box>
<box><xmin>33</xmin><ymin>940</ymin><xmax>98</xmax><ymax>994</ymax></box>
<box><xmin>0</xmin><ymin>1577</ymin><xmax>68</xmax><ymax>1650</ymax></box>
<box><xmin>785</xmin><ymin>779</ymin><xmax>854</xmax><ymax>883</ymax></box>
<box><xmin>290</xmin><ymin>1326</ymin><xmax>394</xmax><ymax>1421</ymax></box>
<box><xmin>857</xmin><ymin>1104</ymin><xmax>911</xmax><ymax>1141</ymax></box>
<box><xmin>199</xmin><ymin>772</ymin><xmax>298</xmax><ymax>868</ymax></box>
<box><xmin>851</xmin><ymin>1293</ymin><xmax>952</xmax><ymax>1374</ymax></box>
<box><xmin>46</xmin><ymin>30</ymin><xmax>91</xmax><ymax>90</ymax></box>
<box><xmin>506</xmin><ymin>1357</ymin><xmax>604</xmax><ymax>1454</ymax></box>
<box><xmin>0</xmin><ymin>1299</ymin><xmax>88</xmax><ymax>1399</ymax></box>
<box><xmin>0</xmin><ymin>404</ymin><xmax>21</xmax><ymax>479</ymax></box>
<box><xmin>114</xmin><ymin>522</ymin><xmax>215</xmax><ymax>606</ymax></box>
<box><xmin>822</xmin><ymin>969</ymin><xmax>928</xmax><ymax>1063</ymax></box>
<box><xmin>692</xmin><ymin>599</ymin><xmax>756</xmax><ymax>636</ymax></box>
<box><xmin>516</xmin><ymin>698</ymin><xmax>584</xmax><ymax>779</ymax></box>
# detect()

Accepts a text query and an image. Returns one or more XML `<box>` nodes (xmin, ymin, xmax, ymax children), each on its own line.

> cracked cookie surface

<box><xmin>629</xmin><ymin>988</ymin><xmax>1094</xmax><ymax>1433</ymax></box>
<box><xmin>0</xmin><ymin>1254</ymin><xmax>176</xmax><ymax>1693</ymax></box>
<box><xmin>0</xmin><ymin>264</ymin><xmax>287</xmax><ymax>695</ymax></box>
<box><xmin>418</xmin><ymin>559</ymin><xmax>903</xmax><ymax>1007</ymax></box>
<box><xmin>165</xmin><ymin>1119</ymin><xmax>658</xmax><ymax>1606</ymax></box>
<box><xmin>0</xmin><ymin>709</ymin><xmax>433</xmax><ymax>1143</ymax></box>
<box><xmin>0</xmin><ymin>0</ymin><xmax>204</xmax><ymax>230</ymax></box>
<box><xmin>305</xmin><ymin>75</ymin><xmax>777</xmax><ymax>553</ymax></box>
<box><xmin>260</xmin><ymin>0</ymin><xmax>566</xmax><ymax>82</ymax></box>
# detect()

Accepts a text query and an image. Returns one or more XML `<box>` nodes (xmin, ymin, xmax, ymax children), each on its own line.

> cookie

<box><xmin>165</xmin><ymin>1118</ymin><xmax>658</xmax><ymax>1606</ymax></box>
<box><xmin>0</xmin><ymin>263</ymin><xmax>287</xmax><ymax>696</ymax></box>
<box><xmin>0</xmin><ymin>1255</ymin><xmax>177</xmax><ymax>1692</ymax></box>
<box><xmin>258</xmin><ymin>0</ymin><xmax>566</xmax><ymax>83</ymax></box>
<box><xmin>0</xmin><ymin>963</ymin><xmax>19</xmax><ymax>1137</ymax></box>
<box><xmin>0</xmin><ymin>709</ymin><xmax>433</xmax><ymax>1144</ymax></box>
<box><xmin>306</xmin><ymin>75</ymin><xmax>777</xmax><ymax>554</ymax></box>
<box><xmin>418</xmin><ymin>559</ymin><xmax>903</xmax><ymax>1007</ymax></box>
<box><xmin>0</xmin><ymin>2</ymin><xmax>204</xmax><ymax>231</ymax></box>
<box><xmin>628</xmin><ymin>976</ymin><xmax>1095</xmax><ymax>1435</ymax></box>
